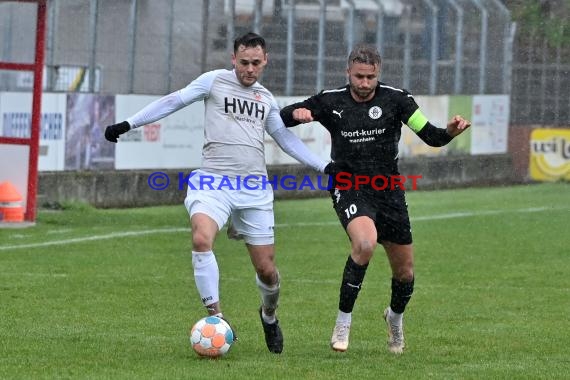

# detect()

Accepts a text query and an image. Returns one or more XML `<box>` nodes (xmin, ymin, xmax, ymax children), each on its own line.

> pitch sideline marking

<box><xmin>0</xmin><ymin>228</ymin><xmax>188</xmax><ymax>251</ymax></box>
<box><xmin>0</xmin><ymin>207</ymin><xmax>549</xmax><ymax>251</ymax></box>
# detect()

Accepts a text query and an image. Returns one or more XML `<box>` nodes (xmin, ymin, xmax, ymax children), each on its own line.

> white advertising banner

<box><xmin>470</xmin><ymin>95</ymin><xmax>509</xmax><ymax>155</ymax></box>
<box><xmin>114</xmin><ymin>95</ymin><xmax>205</xmax><ymax>170</ymax></box>
<box><xmin>1</xmin><ymin>92</ymin><xmax>508</xmax><ymax>173</ymax></box>
<box><xmin>270</xmin><ymin>97</ymin><xmax>332</xmax><ymax>164</ymax></box>
<box><xmin>40</xmin><ymin>93</ymin><xmax>67</xmax><ymax>171</ymax></box>
<box><xmin>0</xmin><ymin>92</ymin><xmax>66</xmax><ymax>171</ymax></box>
<box><xmin>399</xmin><ymin>95</ymin><xmax>450</xmax><ymax>157</ymax></box>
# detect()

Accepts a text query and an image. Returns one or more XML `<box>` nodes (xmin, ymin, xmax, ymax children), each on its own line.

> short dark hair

<box><xmin>234</xmin><ymin>32</ymin><xmax>266</xmax><ymax>54</ymax></box>
<box><xmin>348</xmin><ymin>44</ymin><xmax>381</xmax><ymax>67</ymax></box>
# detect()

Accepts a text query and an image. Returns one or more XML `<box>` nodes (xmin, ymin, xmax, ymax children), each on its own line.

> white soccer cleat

<box><xmin>384</xmin><ymin>307</ymin><xmax>405</xmax><ymax>354</ymax></box>
<box><xmin>330</xmin><ymin>323</ymin><xmax>351</xmax><ymax>352</ymax></box>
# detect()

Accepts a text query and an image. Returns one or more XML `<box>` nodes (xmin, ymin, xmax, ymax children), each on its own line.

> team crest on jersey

<box><xmin>253</xmin><ymin>90</ymin><xmax>262</xmax><ymax>101</ymax></box>
<box><xmin>368</xmin><ymin>106</ymin><xmax>382</xmax><ymax>119</ymax></box>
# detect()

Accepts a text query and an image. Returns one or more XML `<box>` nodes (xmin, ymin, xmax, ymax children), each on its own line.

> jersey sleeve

<box><xmin>126</xmin><ymin>70</ymin><xmax>219</xmax><ymax>128</ymax></box>
<box><xmin>126</xmin><ymin>91</ymin><xmax>187</xmax><ymax>128</ymax></box>
<box><xmin>265</xmin><ymin>97</ymin><xmax>289</xmax><ymax>135</ymax></box>
<box><xmin>268</xmin><ymin>127</ymin><xmax>327</xmax><ymax>172</ymax></box>
<box><xmin>415</xmin><ymin>121</ymin><xmax>453</xmax><ymax>146</ymax></box>
<box><xmin>178</xmin><ymin>70</ymin><xmax>221</xmax><ymax>105</ymax></box>
<box><xmin>397</xmin><ymin>89</ymin><xmax>422</xmax><ymax>129</ymax></box>
<box><xmin>280</xmin><ymin>93</ymin><xmax>326</xmax><ymax>128</ymax></box>
<box><xmin>266</xmin><ymin>97</ymin><xmax>327</xmax><ymax>172</ymax></box>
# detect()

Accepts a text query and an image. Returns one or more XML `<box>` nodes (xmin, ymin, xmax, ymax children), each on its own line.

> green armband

<box><xmin>407</xmin><ymin>109</ymin><xmax>429</xmax><ymax>133</ymax></box>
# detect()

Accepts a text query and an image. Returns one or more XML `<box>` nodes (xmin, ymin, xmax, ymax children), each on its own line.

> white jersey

<box><xmin>127</xmin><ymin>69</ymin><xmax>326</xmax><ymax>177</ymax></box>
<box><xmin>179</xmin><ymin>69</ymin><xmax>278</xmax><ymax>177</ymax></box>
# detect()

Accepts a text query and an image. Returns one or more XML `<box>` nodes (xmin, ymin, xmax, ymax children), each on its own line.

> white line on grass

<box><xmin>411</xmin><ymin>206</ymin><xmax>548</xmax><ymax>221</ymax></box>
<box><xmin>0</xmin><ymin>228</ymin><xmax>188</xmax><ymax>251</ymax></box>
<box><xmin>275</xmin><ymin>206</ymin><xmax>549</xmax><ymax>226</ymax></box>
<box><xmin>0</xmin><ymin>206</ymin><xmax>549</xmax><ymax>251</ymax></box>
<box><xmin>0</xmin><ymin>272</ymin><xmax>68</xmax><ymax>277</ymax></box>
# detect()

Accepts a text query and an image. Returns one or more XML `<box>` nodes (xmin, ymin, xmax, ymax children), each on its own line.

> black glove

<box><xmin>104</xmin><ymin>121</ymin><xmax>131</xmax><ymax>143</ymax></box>
<box><xmin>324</xmin><ymin>161</ymin><xmax>351</xmax><ymax>177</ymax></box>
<box><xmin>324</xmin><ymin>161</ymin><xmax>352</xmax><ymax>191</ymax></box>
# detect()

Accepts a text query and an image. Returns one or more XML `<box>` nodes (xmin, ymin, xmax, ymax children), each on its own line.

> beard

<box><xmin>350</xmin><ymin>84</ymin><xmax>374</xmax><ymax>101</ymax></box>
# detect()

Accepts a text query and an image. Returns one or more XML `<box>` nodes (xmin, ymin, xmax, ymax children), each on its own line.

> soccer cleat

<box><xmin>258</xmin><ymin>308</ymin><xmax>284</xmax><ymax>353</ymax></box>
<box><xmin>384</xmin><ymin>307</ymin><xmax>405</xmax><ymax>354</ymax></box>
<box><xmin>330</xmin><ymin>323</ymin><xmax>350</xmax><ymax>352</ymax></box>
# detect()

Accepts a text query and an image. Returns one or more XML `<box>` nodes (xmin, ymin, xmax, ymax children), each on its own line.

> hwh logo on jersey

<box><xmin>224</xmin><ymin>97</ymin><xmax>266</xmax><ymax>120</ymax></box>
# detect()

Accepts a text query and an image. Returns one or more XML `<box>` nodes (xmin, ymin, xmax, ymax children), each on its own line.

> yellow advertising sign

<box><xmin>529</xmin><ymin>129</ymin><xmax>570</xmax><ymax>181</ymax></box>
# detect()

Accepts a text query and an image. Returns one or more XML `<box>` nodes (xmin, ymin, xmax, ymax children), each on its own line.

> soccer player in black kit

<box><xmin>280</xmin><ymin>44</ymin><xmax>471</xmax><ymax>354</ymax></box>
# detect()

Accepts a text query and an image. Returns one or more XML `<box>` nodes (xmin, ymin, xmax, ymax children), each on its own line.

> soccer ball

<box><xmin>189</xmin><ymin>316</ymin><xmax>235</xmax><ymax>358</ymax></box>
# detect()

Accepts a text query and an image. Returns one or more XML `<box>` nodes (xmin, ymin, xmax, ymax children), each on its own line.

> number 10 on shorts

<box><xmin>344</xmin><ymin>204</ymin><xmax>357</xmax><ymax>218</ymax></box>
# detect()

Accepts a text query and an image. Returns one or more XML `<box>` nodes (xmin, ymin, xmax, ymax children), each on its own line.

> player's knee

<box><xmin>352</xmin><ymin>238</ymin><xmax>377</xmax><ymax>259</ymax></box>
<box><xmin>192</xmin><ymin>231</ymin><xmax>214</xmax><ymax>251</ymax></box>
<box><xmin>255</xmin><ymin>266</ymin><xmax>278</xmax><ymax>286</ymax></box>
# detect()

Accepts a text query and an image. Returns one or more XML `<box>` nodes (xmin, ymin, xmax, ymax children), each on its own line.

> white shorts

<box><xmin>184</xmin><ymin>169</ymin><xmax>274</xmax><ymax>245</ymax></box>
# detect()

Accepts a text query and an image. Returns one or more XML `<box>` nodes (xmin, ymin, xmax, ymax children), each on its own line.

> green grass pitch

<box><xmin>1</xmin><ymin>183</ymin><xmax>569</xmax><ymax>379</ymax></box>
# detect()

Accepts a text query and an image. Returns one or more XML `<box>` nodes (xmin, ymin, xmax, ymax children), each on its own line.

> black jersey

<box><xmin>280</xmin><ymin>83</ymin><xmax>421</xmax><ymax>176</ymax></box>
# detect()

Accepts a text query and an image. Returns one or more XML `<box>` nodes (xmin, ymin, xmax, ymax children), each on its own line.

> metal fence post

<box><xmin>445</xmin><ymin>0</ymin><xmax>463</xmax><ymax>94</ymax></box>
<box><xmin>166</xmin><ymin>0</ymin><xmax>175</xmax><ymax>93</ymax></box>
<box><xmin>253</xmin><ymin>0</ymin><xmax>262</xmax><ymax>34</ymax></box>
<box><xmin>285</xmin><ymin>0</ymin><xmax>295</xmax><ymax>96</ymax></box>
<box><xmin>127</xmin><ymin>0</ymin><xmax>138</xmax><ymax>93</ymax></box>
<box><xmin>345</xmin><ymin>0</ymin><xmax>355</xmax><ymax>57</ymax></box>
<box><xmin>88</xmin><ymin>0</ymin><xmax>99</xmax><ymax>93</ymax></box>
<box><xmin>201</xmin><ymin>0</ymin><xmax>209</xmax><ymax>72</ymax></box>
<box><xmin>373</xmin><ymin>0</ymin><xmax>384</xmax><ymax>54</ymax></box>
<box><xmin>422</xmin><ymin>0</ymin><xmax>439</xmax><ymax>95</ymax></box>
<box><xmin>316</xmin><ymin>0</ymin><xmax>326</xmax><ymax>92</ymax></box>
<box><xmin>46</xmin><ymin>0</ymin><xmax>58</xmax><ymax>91</ymax></box>
<box><xmin>227</xmin><ymin>0</ymin><xmax>235</xmax><ymax>56</ymax></box>
<box><xmin>470</xmin><ymin>0</ymin><xmax>488</xmax><ymax>94</ymax></box>
<box><xmin>554</xmin><ymin>25</ymin><xmax>563</xmax><ymax>125</ymax></box>
<box><xmin>402</xmin><ymin>5</ymin><xmax>412</xmax><ymax>90</ymax></box>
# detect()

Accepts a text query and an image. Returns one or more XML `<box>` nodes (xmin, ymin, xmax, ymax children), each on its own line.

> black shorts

<box><xmin>330</xmin><ymin>186</ymin><xmax>412</xmax><ymax>245</ymax></box>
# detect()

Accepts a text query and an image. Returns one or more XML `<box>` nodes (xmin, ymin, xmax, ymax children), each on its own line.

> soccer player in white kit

<box><xmin>105</xmin><ymin>32</ymin><xmax>329</xmax><ymax>354</ymax></box>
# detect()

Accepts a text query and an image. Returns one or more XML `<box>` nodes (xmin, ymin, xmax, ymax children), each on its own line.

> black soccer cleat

<box><xmin>258</xmin><ymin>308</ymin><xmax>284</xmax><ymax>354</ymax></box>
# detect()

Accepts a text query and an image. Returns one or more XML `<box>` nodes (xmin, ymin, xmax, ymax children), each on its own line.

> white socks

<box><xmin>388</xmin><ymin>307</ymin><xmax>403</xmax><ymax>325</ymax></box>
<box><xmin>336</xmin><ymin>311</ymin><xmax>352</xmax><ymax>325</ymax></box>
<box><xmin>336</xmin><ymin>308</ymin><xmax>402</xmax><ymax>326</ymax></box>
<box><xmin>256</xmin><ymin>274</ymin><xmax>280</xmax><ymax>323</ymax></box>
<box><xmin>191</xmin><ymin>251</ymin><xmax>219</xmax><ymax>307</ymax></box>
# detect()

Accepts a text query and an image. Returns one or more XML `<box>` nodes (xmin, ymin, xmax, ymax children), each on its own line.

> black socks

<box><xmin>390</xmin><ymin>277</ymin><xmax>414</xmax><ymax>314</ymax></box>
<box><xmin>338</xmin><ymin>256</ymin><xmax>368</xmax><ymax>313</ymax></box>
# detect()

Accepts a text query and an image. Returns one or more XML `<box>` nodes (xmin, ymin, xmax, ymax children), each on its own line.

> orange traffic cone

<box><xmin>0</xmin><ymin>181</ymin><xmax>25</xmax><ymax>223</ymax></box>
